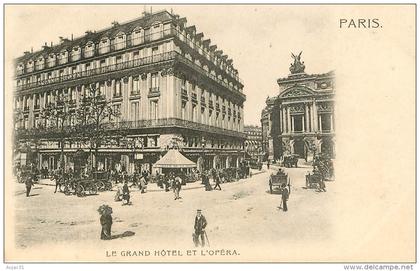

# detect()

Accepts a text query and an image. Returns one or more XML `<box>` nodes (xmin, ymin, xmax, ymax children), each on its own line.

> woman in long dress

<box><xmin>98</xmin><ymin>205</ymin><xmax>113</xmax><ymax>240</ymax></box>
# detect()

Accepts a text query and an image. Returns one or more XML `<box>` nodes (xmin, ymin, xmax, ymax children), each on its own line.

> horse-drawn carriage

<box><xmin>305</xmin><ymin>170</ymin><xmax>323</xmax><ymax>189</ymax></box>
<box><xmin>282</xmin><ymin>155</ymin><xmax>299</xmax><ymax>168</ymax></box>
<box><xmin>60</xmin><ymin>171</ymin><xmax>111</xmax><ymax>197</ymax></box>
<box><xmin>269</xmin><ymin>169</ymin><xmax>289</xmax><ymax>194</ymax></box>
<box><xmin>313</xmin><ymin>154</ymin><xmax>334</xmax><ymax>180</ymax></box>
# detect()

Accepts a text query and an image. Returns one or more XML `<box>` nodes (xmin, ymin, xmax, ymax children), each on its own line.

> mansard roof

<box><xmin>16</xmin><ymin>10</ymin><xmax>174</xmax><ymax>63</ymax></box>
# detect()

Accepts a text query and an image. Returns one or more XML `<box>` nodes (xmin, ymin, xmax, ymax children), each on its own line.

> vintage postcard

<box><xmin>3</xmin><ymin>4</ymin><xmax>416</xmax><ymax>263</ymax></box>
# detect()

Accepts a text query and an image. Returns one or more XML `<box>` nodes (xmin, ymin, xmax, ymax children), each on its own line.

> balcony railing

<box><xmin>148</xmin><ymin>87</ymin><xmax>160</xmax><ymax>98</ymax></box>
<box><xmin>191</xmin><ymin>93</ymin><xmax>198</xmax><ymax>103</ymax></box>
<box><xmin>17</xmin><ymin>27</ymin><xmax>243</xmax><ymax>86</ymax></box>
<box><xmin>16</xmin><ymin>52</ymin><xmax>244</xmax><ymax>98</ymax></box>
<box><xmin>181</xmin><ymin>88</ymin><xmax>188</xmax><ymax>100</ymax></box>
<box><xmin>16</xmin><ymin>118</ymin><xmax>246</xmax><ymax>139</ymax></box>
<box><xmin>16</xmin><ymin>51</ymin><xmax>176</xmax><ymax>91</ymax></box>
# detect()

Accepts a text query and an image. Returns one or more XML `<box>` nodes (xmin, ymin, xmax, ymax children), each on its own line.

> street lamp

<box><xmin>201</xmin><ymin>137</ymin><xmax>206</xmax><ymax>172</ymax></box>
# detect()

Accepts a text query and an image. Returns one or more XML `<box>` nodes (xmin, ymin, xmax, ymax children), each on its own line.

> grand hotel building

<box><xmin>13</xmin><ymin>10</ymin><xmax>246</xmax><ymax>173</ymax></box>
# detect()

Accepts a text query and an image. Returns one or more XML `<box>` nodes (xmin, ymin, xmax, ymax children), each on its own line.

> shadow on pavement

<box><xmin>111</xmin><ymin>231</ymin><xmax>136</xmax><ymax>240</ymax></box>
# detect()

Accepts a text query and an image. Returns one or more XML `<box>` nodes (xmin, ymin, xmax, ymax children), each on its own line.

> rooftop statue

<box><xmin>289</xmin><ymin>51</ymin><xmax>305</xmax><ymax>74</ymax></box>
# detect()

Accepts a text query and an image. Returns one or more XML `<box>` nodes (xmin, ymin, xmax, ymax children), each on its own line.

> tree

<box><xmin>41</xmin><ymin>93</ymin><xmax>77</xmax><ymax>173</ymax></box>
<box><xmin>75</xmin><ymin>84</ymin><xmax>121</xmax><ymax>175</ymax></box>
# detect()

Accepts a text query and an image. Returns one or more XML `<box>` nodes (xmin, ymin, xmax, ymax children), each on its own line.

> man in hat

<box><xmin>280</xmin><ymin>183</ymin><xmax>289</xmax><ymax>212</ymax></box>
<box><xmin>173</xmin><ymin>175</ymin><xmax>182</xmax><ymax>200</ymax></box>
<box><xmin>122</xmin><ymin>180</ymin><xmax>130</xmax><ymax>205</ymax></box>
<box><xmin>25</xmin><ymin>174</ymin><xmax>35</xmax><ymax>197</ymax></box>
<box><xmin>193</xmin><ymin>209</ymin><xmax>207</xmax><ymax>247</ymax></box>
<box><xmin>213</xmin><ymin>172</ymin><xmax>222</xmax><ymax>190</ymax></box>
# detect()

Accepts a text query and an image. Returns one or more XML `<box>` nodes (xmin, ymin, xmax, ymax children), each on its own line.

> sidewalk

<box><xmin>36</xmin><ymin>168</ymin><xmax>267</xmax><ymax>193</ymax></box>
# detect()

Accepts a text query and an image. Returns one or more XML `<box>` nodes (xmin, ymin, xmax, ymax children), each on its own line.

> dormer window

<box><xmin>151</xmin><ymin>22</ymin><xmax>162</xmax><ymax>40</ymax></box>
<box><xmin>58</xmin><ymin>51</ymin><xmax>68</xmax><ymax>64</ymax></box>
<box><xmin>84</xmin><ymin>41</ymin><xmax>95</xmax><ymax>58</ymax></box>
<box><xmin>114</xmin><ymin>33</ymin><xmax>126</xmax><ymax>50</ymax></box>
<box><xmin>132</xmin><ymin>27</ymin><xmax>144</xmax><ymax>45</ymax></box>
<box><xmin>17</xmin><ymin>63</ymin><xmax>24</xmax><ymax>75</ymax></box>
<box><xmin>99</xmin><ymin>38</ymin><xmax>110</xmax><ymax>54</ymax></box>
<box><xmin>36</xmin><ymin>57</ymin><xmax>44</xmax><ymax>70</ymax></box>
<box><xmin>71</xmin><ymin>47</ymin><xmax>81</xmax><ymax>61</ymax></box>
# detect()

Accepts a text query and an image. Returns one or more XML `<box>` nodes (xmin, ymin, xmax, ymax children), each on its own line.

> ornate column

<box><xmin>166</xmin><ymin>68</ymin><xmax>175</xmax><ymax>119</ymax></box>
<box><xmin>312</xmin><ymin>99</ymin><xmax>318</xmax><ymax>131</ymax></box>
<box><xmin>291</xmin><ymin>114</ymin><xmax>295</xmax><ymax>133</ymax></box>
<box><xmin>305</xmin><ymin>103</ymin><xmax>310</xmax><ymax>132</ymax></box>
<box><xmin>319</xmin><ymin>114</ymin><xmax>323</xmax><ymax>132</ymax></box>
<box><xmin>330</xmin><ymin>113</ymin><xmax>334</xmax><ymax>132</ymax></box>
<box><xmin>302</xmin><ymin>114</ymin><xmax>305</xmax><ymax>132</ymax></box>
<box><xmin>282</xmin><ymin>107</ymin><xmax>286</xmax><ymax>133</ymax></box>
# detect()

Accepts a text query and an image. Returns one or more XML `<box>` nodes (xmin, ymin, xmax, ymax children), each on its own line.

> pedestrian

<box><xmin>204</xmin><ymin>173</ymin><xmax>212</xmax><ymax>191</ymax></box>
<box><xmin>213</xmin><ymin>173</ymin><xmax>222</xmax><ymax>190</ymax></box>
<box><xmin>122</xmin><ymin>180</ymin><xmax>130</xmax><ymax>205</ymax></box>
<box><xmin>98</xmin><ymin>205</ymin><xmax>113</xmax><ymax>240</ymax></box>
<box><xmin>114</xmin><ymin>183</ymin><xmax>123</xmax><ymax>202</ymax></box>
<box><xmin>54</xmin><ymin>172</ymin><xmax>60</xmax><ymax>193</ymax></box>
<box><xmin>193</xmin><ymin>209</ymin><xmax>207</xmax><ymax>247</ymax></box>
<box><xmin>139</xmin><ymin>175</ymin><xmax>147</xmax><ymax>194</ymax></box>
<box><xmin>280</xmin><ymin>183</ymin><xmax>289</xmax><ymax>212</ymax></box>
<box><xmin>25</xmin><ymin>174</ymin><xmax>35</xmax><ymax>197</ymax></box>
<box><xmin>318</xmin><ymin>178</ymin><xmax>327</xmax><ymax>192</ymax></box>
<box><xmin>267</xmin><ymin>160</ymin><xmax>270</xmax><ymax>170</ymax></box>
<box><xmin>173</xmin><ymin>175</ymin><xmax>182</xmax><ymax>200</ymax></box>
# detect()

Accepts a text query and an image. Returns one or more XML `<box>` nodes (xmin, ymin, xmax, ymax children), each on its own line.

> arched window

<box><xmin>26</xmin><ymin>59</ymin><xmax>34</xmax><ymax>72</ymax></box>
<box><xmin>71</xmin><ymin>46</ymin><xmax>81</xmax><ymax>61</ymax></box>
<box><xmin>98</xmin><ymin>38</ymin><xmax>110</xmax><ymax>54</ymax></box>
<box><xmin>84</xmin><ymin>41</ymin><xmax>95</xmax><ymax>58</ymax></box>
<box><xmin>36</xmin><ymin>57</ymin><xmax>45</xmax><ymax>70</ymax></box>
<box><xmin>58</xmin><ymin>50</ymin><xmax>68</xmax><ymax>64</ymax></box>
<box><xmin>47</xmin><ymin>54</ymin><xmax>56</xmax><ymax>68</ymax></box>
<box><xmin>114</xmin><ymin>32</ymin><xmax>126</xmax><ymax>50</ymax></box>
<box><xmin>151</xmin><ymin>22</ymin><xmax>162</xmax><ymax>40</ymax></box>
<box><xmin>132</xmin><ymin>27</ymin><xmax>144</xmax><ymax>45</ymax></box>
<box><xmin>17</xmin><ymin>63</ymin><xmax>24</xmax><ymax>75</ymax></box>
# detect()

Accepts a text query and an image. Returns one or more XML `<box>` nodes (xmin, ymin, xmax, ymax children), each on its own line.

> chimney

<box><xmin>31</xmin><ymin>47</ymin><xmax>33</xmax><ymax>53</ymax></box>
<box><xmin>71</xmin><ymin>34</ymin><xmax>73</xmax><ymax>41</ymax></box>
<box><xmin>23</xmin><ymin>51</ymin><xmax>30</xmax><ymax>55</ymax></box>
<box><xmin>50</xmin><ymin>41</ymin><xmax>53</xmax><ymax>46</ymax></box>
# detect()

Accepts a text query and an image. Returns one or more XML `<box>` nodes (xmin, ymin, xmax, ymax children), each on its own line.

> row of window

<box><xmin>15</xmin><ymin>75</ymin><xmax>243</xmax><ymax>118</ymax></box>
<box><xmin>16</xmin><ymin>48</ymin><xmax>241</xmax><ymax>94</ymax></box>
<box><xmin>282</xmin><ymin>113</ymin><xmax>334</xmax><ymax>133</ymax></box>
<box><xmin>16</xmin><ymin>24</ymin><xmax>241</xmax><ymax>84</ymax></box>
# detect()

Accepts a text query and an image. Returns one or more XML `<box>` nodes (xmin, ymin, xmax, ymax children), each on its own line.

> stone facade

<box><xmin>244</xmin><ymin>125</ymin><xmax>263</xmax><ymax>162</ymax></box>
<box><xmin>13</xmin><ymin>10</ymin><xmax>246</xmax><ymax>173</ymax></box>
<box><xmin>261</xmin><ymin>53</ymin><xmax>335</xmax><ymax>162</ymax></box>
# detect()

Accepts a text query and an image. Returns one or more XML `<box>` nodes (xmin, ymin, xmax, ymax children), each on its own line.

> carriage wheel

<box><xmin>76</xmin><ymin>184</ymin><xmax>85</xmax><ymax>197</ymax></box>
<box><xmin>64</xmin><ymin>184</ymin><xmax>71</xmax><ymax>195</ymax></box>
<box><xmin>89</xmin><ymin>183</ymin><xmax>98</xmax><ymax>195</ymax></box>
<box><xmin>59</xmin><ymin>183</ymin><xmax>66</xmax><ymax>192</ymax></box>
<box><xmin>97</xmin><ymin>181</ymin><xmax>105</xmax><ymax>192</ymax></box>
<box><xmin>107</xmin><ymin>181</ymin><xmax>113</xmax><ymax>190</ymax></box>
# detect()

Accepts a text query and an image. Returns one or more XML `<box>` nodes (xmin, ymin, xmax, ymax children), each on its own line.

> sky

<box><xmin>6</xmin><ymin>4</ymin><xmax>335</xmax><ymax>126</ymax></box>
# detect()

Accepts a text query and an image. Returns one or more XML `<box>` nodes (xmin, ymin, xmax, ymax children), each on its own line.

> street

<box><xmin>13</xmin><ymin>162</ymin><xmax>335</xmax><ymax>253</ymax></box>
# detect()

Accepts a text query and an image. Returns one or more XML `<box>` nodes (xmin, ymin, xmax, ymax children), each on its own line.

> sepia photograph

<box><xmin>3</xmin><ymin>3</ymin><xmax>416</xmax><ymax>265</ymax></box>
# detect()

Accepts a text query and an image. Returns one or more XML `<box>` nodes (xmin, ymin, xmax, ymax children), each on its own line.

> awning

<box><xmin>153</xmin><ymin>149</ymin><xmax>197</xmax><ymax>168</ymax></box>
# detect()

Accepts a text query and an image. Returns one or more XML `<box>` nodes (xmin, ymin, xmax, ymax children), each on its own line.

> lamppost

<box><xmin>201</xmin><ymin>137</ymin><xmax>206</xmax><ymax>172</ymax></box>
